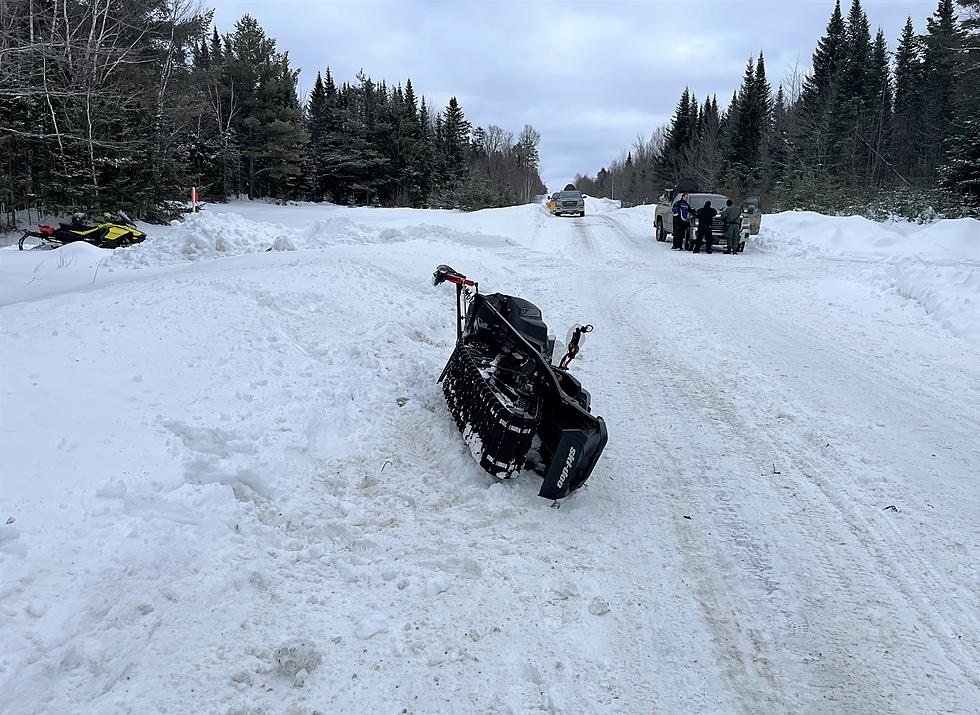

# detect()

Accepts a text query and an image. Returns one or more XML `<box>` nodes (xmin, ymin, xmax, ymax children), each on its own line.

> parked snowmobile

<box><xmin>19</xmin><ymin>211</ymin><xmax>145</xmax><ymax>250</ymax></box>
<box><xmin>433</xmin><ymin>265</ymin><xmax>608</xmax><ymax>501</ymax></box>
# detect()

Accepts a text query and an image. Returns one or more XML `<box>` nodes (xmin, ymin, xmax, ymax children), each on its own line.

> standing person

<box><xmin>693</xmin><ymin>200</ymin><xmax>717</xmax><ymax>254</ymax></box>
<box><xmin>722</xmin><ymin>199</ymin><xmax>741</xmax><ymax>254</ymax></box>
<box><xmin>671</xmin><ymin>193</ymin><xmax>691</xmax><ymax>250</ymax></box>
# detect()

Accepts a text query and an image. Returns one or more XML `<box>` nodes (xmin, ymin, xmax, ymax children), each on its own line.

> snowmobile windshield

<box><xmin>117</xmin><ymin>210</ymin><xmax>133</xmax><ymax>224</ymax></box>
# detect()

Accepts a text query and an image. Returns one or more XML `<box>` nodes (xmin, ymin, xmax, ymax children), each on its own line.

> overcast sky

<box><xmin>210</xmin><ymin>0</ymin><xmax>938</xmax><ymax>191</ymax></box>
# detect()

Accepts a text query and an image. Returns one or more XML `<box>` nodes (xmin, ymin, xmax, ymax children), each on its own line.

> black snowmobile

<box><xmin>433</xmin><ymin>265</ymin><xmax>608</xmax><ymax>501</ymax></box>
<box><xmin>19</xmin><ymin>211</ymin><xmax>145</xmax><ymax>250</ymax></box>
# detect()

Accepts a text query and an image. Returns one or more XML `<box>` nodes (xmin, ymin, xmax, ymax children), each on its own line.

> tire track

<box><xmin>574</xmin><ymin>268</ymin><xmax>790</xmax><ymax>712</ymax></box>
<box><xmin>598</xmin><ymin>277</ymin><xmax>980</xmax><ymax>713</ymax></box>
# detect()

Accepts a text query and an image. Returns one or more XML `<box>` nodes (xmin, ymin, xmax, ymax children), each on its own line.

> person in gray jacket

<box><xmin>722</xmin><ymin>199</ymin><xmax>741</xmax><ymax>254</ymax></box>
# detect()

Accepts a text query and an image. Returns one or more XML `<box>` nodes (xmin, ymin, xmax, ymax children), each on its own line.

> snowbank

<box><xmin>102</xmin><ymin>211</ymin><xmax>385</xmax><ymax>269</ymax></box>
<box><xmin>0</xmin><ymin>240</ymin><xmax>111</xmax><ymax>305</ymax></box>
<box><xmin>585</xmin><ymin>196</ymin><xmax>621</xmax><ymax>214</ymax></box>
<box><xmin>757</xmin><ymin>211</ymin><xmax>980</xmax><ymax>346</ymax></box>
<box><xmin>759</xmin><ymin>211</ymin><xmax>980</xmax><ymax>262</ymax></box>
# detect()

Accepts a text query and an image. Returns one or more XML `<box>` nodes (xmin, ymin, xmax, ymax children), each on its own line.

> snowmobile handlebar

<box><xmin>432</xmin><ymin>264</ymin><xmax>477</xmax><ymax>288</ymax></box>
<box><xmin>434</xmin><ymin>264</ymin><xmax>479</xmax><ymax>344</ymax></box>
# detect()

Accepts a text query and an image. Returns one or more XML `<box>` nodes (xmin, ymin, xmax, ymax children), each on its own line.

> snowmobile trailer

<box><xmin>433</xmin><ymin>265</ymin><xmax>607</xmax><ymax>501</ymax></box>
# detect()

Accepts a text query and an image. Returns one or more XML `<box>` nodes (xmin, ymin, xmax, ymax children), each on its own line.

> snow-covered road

<box><xmin>2</xmin><ymin>201</ymin><xmax>978</xmax><ymax>713</ymax></box>
<box><xmin>544</xmin><ymin>211</ymin><xmax>980</xmax><ymax>712</ymax></box>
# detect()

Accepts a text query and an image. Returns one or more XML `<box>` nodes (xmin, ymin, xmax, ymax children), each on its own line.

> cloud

<box><xmin>211</xmin><ymin>0</ymin><xmax>935</xmax><ymax>192</ymax></box>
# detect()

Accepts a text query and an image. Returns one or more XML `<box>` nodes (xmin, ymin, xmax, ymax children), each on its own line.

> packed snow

<box><xmin>757</xmin><ymin>211</ymin><xmax>980</xmax><ymax>347</ymax></box>
<box><xmin>584</xmin><ymin>197</ymin><xmax>621</xmax><ymax>214</ymax></box>
<box><xmin>1</xmin><ymin>200</ymin><xmax>978</xmax><ymax>713</ymax></box>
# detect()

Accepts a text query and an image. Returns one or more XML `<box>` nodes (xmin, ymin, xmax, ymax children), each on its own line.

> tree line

<box><xmin>0</xmin><ymin>3</ymin><xmax>544</xmax><ymax>229</ymax></box>
<box><xmin>575</xmin><ymin>0</ymin><xmax>979</xmax><ymax>218</ymax></box>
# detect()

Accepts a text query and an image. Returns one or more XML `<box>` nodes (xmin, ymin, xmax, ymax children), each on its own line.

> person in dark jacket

<box><xmin>692</xmin><ymin>201</ymin><xmax>717</xmax><ymax>254</ymax></box>
<box><xmin>671</xmin><ymin>193</ymin><xmax>691</xmax><ymax>250</ymax></box>
<box><xmin>721</xmin><ymin>199</ymin><xmax>741</xmax><ymax>254</ymax></box>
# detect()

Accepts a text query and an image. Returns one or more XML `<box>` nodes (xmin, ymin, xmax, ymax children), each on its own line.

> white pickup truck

<box><xmin>553</xmin><ymin>184</ymin><xmax>587</xmax><ymax>217</ymax></box>
<box><xmin>653</xmin><ymin>181</ymin><xmax>761</xmax><ymax>251</ymax></box>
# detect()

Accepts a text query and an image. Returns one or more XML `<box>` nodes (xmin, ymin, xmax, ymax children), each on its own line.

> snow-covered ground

<box><xmin>1</xmin><ymin>200</ymin><xmax>978</xmax><ymax>713</ymax></box>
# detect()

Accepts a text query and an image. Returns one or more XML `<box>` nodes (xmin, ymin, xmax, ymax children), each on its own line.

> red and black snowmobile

<box><xmin>433</xmin><ymin>265</ymin><xmax>608</xmax><ymax>501</ymax></box>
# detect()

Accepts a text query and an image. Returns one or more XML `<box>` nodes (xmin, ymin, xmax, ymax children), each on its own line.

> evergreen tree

<box><xmin>210</xmin><ymin>28</ymin><xmax>223</xmax><ymax>64</ymax></box>
<box><xmin>921</xmin><ymin>0</ymin><xmax>964</xmax><ymax>169</ymax></box>
<box><xmin>866</xmin><ymin>29</ymin><xmax>894</xmax><ymax>186</ymax></box>
<box><xmin>0</xmin><ymin>88</ymin><xmax>37</xmax><ymax>229</ymax></box>
<box><xmin>937</xmin><ymin>1</ymin><xmax>979</xmax><ymax>203</ymax></box>
<box><xmin>721</xmin><ymin>91</ymin><xmax>739</xmax><ymax>131</ymax></box>
<box><xmin>189</xmin><ymin>25</ymin><xmax>234</xmax><ymax>202</ymax></box>
<box><xmin>892</xmin><ymin>17</ymin><xmax>926</xmax><ymax>178</ymax></box>
<box><xmin>827</xmin><ymin>0</ymin><xmax>874</xmax><ymax>181</ymax></box>
<box><xmin>663</xmin><ymin>88</ymin><xmax>698</xmax><ymax>176</ymax></box>
<box><xmin>725</xmin><ymin>53</ymin><xmax>771</xmax><ymax>182</ymax></box>
<box><xmin>939</xmin><ymin>117</ymin><xmax>980</xmax><ymax>200</ymax></box>
<box><xmin>304</xmin><ymin>72</ymin><xmax>329</xmax><ymax>200</ymax></box>
<box><xmin>441</xmin><ymin>97</ymin><xmax>471</xmax><ymax>186</ymax></box>
<box><xmin>224</xmin><ymin>15</ymin><xmax>307</xmax><ymax>200</ymax></box>
<box><xmin>954</xmin><ymin>0</ymin><xmax>980</xmax><ymax>120</ymax></box>
<box><xmin>694</xmin><ymin>95</ymin><xmax>722</xmax><ymax>188</ymax></box>
<box><xmin>798</xmin><ymin>0</ymin><xmax>847</xmax><ymax>172</ymax></box>
<box><xmin>755</xmin><ymin>52</ymin><xmax>773</xmax><ymax>126</ymax></box>
<box><xmin>400</xmin><ymin>79</ymin><xmax>424</xmax><ymax>205</ymax></box>
<box><xmin>324</xmin><ymin>72</ymin><xmax>389</xmax><ymax>204</ymax></box>
<box><xmin>433</xmin><ymin>112</ymin><xmax>447</xmax><ymax>188</ymax></box>
<box><xmin>1</xmin><ymin>4</ymin><xmax>544</xmax><ymax>218</ymax></box>
<box><xmin>766</xmin><ymin>85</ymin><xmax>792</xmax><ymax>189</ymax></box>
<box><xmin>800</xmin><ymin>0</ymin><xmax>847</xmax><ymax>117</ymax></box>
<box><xmin>415</xmin><ymin>97</ymin><xmax>434</xmax><ymax>205</ymax></box>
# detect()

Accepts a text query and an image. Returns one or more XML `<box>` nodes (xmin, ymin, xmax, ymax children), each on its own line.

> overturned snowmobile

<box><xmin>433</xmin><ymin>265</ymin><xmax>607</xmax><ymax>501</ymax></box>
<box><xmin>19</xmin><ymin>211</ymin><xmax>145</xmax><ymax>250</ymax></box>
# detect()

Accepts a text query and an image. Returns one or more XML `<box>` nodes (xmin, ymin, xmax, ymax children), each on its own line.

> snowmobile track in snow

<box><xmin>577</xmin><ymin>224</ymin><xmax>980</xmax><ymax>712</ymax></box>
